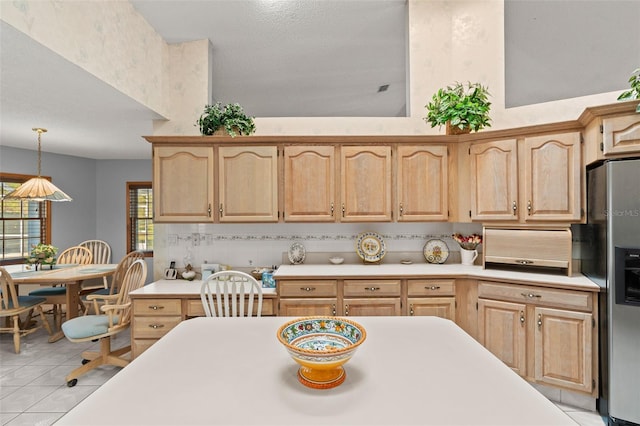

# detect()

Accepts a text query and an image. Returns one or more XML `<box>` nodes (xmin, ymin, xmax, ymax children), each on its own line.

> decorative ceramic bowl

<box><xmin>277</xmin><ymin>316</ymin><xmax>366</xmax><ymax>389</ymax></box>
<box><xmin>328</xmin><ymin>257</ymin><xmax>344</xmax><ymax>265</ymax></box>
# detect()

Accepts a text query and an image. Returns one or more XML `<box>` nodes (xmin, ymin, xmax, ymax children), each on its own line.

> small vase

<box><xmin>460</xmin><ymin>248</ymin><xmax>478</xmax><ymax>266</ymax></box>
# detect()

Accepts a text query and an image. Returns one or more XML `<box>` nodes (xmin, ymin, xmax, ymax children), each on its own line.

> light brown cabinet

<box><xmin>153</xmin><ymin>146</ymin><xmax>214</xmax><ymax>222</ymax></box>
<box><xmin>218</xmin><ymin>146</ymin><xmax>279</xmax><ymax>222</ymax></box>
<box><xmin>407</xmin><ymin>279</ymin><xmax>456</xmax><ymax>320</ymax></box>
<box><xmin>132</xmin><ymin>298</ymin><xmax>183</xmax><ymax>359</ymax></box>
<box><xmin>396</xmin><ymin>145</ymin><xmax>448</xmax><ymax>221</ymax></box>
<box><xmin>602</xmin><ymin>113</ymin><xmax>640</xmax><ymax>156</ymax></box>
<box><xmin>277</xmin><ymin>280</ymin><xmax>338</xmax><ymax>316</ymax></box>
<box><xmin>470</xmin><ymin>132</ymin><xmax>582</xmax><ymax>223</ymax></box>
<box><xmin>283</xmin><ymin>146</ymin><xmax>336</xmax><ymax>222</ymax></box>
<box><xmin>477</xmin><ymin>281</ymin><xmax>596</xmax><ymax>394</ymax></box>
<box><xmin>343</xmin><ymin>279</ymin><xmax>401</xmax><ymax>316</ymax></box>
<box><xmin>340</xmin><ymin>146</ymin><xmax>392</xmax><ymax>222</ymax></box>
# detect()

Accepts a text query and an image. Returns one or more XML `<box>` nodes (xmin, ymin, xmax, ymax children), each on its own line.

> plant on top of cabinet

<box><xmin>196</xmin><ymin>102</ymin><xmax>256</xmax><ymax>136</ymax></box>
<box><xmin>617</xmin><ymin>68</ymin><xmax>640</xmax><ymax>112</ymax></box>
<box><xmin>424</xmin><ymin>82</ymin><xmax>492</xmax><ymax>134</ymax></box>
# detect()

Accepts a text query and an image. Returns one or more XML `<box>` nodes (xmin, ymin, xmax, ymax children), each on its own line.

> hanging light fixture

<box><xmin>2</xmin><ymin>128</ymin><xmax>72</xmax><ymax>202</ymax></box>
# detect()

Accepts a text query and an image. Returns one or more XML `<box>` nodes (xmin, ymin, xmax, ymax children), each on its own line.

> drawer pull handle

<box><xmin>521</xmin><ymin>292</ymin><xmax>541</xmax><ymax>299</ymax></box>
<box><xmin>149</xmin><ymin>324</ymin><xmax>165</xmax><ymax>329</ymax></box>
<box><xmin>537</xmin><ymin>313</ymin><xmax>543</xmax><ymax>330</ymax></box>
<box><xmin>330</xmin><ymin>202</ymin><xmax>334</xmax><ymax>217</ymax></box>
<box><xmin>365</xmin><ymin>287</ymin><xmax>381</xmax><ymax>291</ymax></box>
<box><xmin>332</xmin><ymin>304</ymin><xmax>336</xmax><ymax>315</ymax></box>
<box><xmin>425</xmin><ymin>286</ymin><xmax>441</xmax><ymax>290</ymax></box>
<box><xmin>149</xmin><ymin>305</ymin><xmax>165</xmax><ymax>310</ymax></box>
<box><xmin>344</xmin><ymin>304</ymin><xmax>349</xmax><ymax>316</ymax></box>
<box><xmin>512</xmin><ymin>200</ymin><xmax>517</xmax><ymax>214</ymax></box>
<box><xmin>410</xmin><ymin>304</ymin><xmax>414</xmax><ymax>316</ymax></box>
<box><xmin>516</xmin><ymin>260</ymin><xmax>534</xmax><ymax>265</ymax></box>
<box><xmin>300</xmin><ymin>287</ymin><xmax>316</xmax><ymax>292</ymax></box>
<box><xmin>520</xmin><ymin>311</ymin><xmax>525</xmax><ymax>325</ymax></box>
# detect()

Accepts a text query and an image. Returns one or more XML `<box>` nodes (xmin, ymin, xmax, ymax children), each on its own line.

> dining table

<box><xmin>7</xmin><ymin>263</ymin><xmax>117</xmax><ymax>342</ymax></box>
<box><xmin>57</xmin><ymin>316</ymin><xmax>575</xmax><ymax>425</ymax></box>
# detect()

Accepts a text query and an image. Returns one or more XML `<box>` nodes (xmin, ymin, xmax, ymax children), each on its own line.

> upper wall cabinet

<box><xmin>523</xmin><ymin>133</ymin><xmax>581</xmax><ymax>222</ymax></box>
<box><xmin>153</xmin><ymin>146</ymin><xmax>214</xmax><ymax>223</ymax></box>
<box><xmin>396</xmin><ymin>145</ymin><xmax>448</xmax><ymax>221</ymax></box>
<box><xmin>602</xmin><ymin>113</ymin><xmax>640</xmax><ymax>156</ymax></box>
<box><xmin>470</xmin><ymin>132</ymin><xmax>582</xmax><ymax>223</ymax></box>
<box><xmin>340</xmin><ymin>146</ymin><xmax>392</xmax><ymax>222</ymax></box>
<box><xmin>218</xmin><ymin>146</ymin><xmax>278</xmax><ymax>222</ymax></box>
<box><xmin>283</xmin><ymin>146</ymin><xmax>336</xmax><ymax>222</ymax></box>
<box><xmin>470</xmin><ymin>139</ymin><xmax>519</xmax><ymax>221</ymax></box>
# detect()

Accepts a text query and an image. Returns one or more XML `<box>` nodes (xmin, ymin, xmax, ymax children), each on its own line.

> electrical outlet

<box><xmin>248</xmin><ymin>259</ymin><xmax>253</xmax><ymax>266</ymax></box>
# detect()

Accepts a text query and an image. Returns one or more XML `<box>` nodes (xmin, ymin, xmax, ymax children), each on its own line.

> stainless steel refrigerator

<box><xmin>579</xmin><ymin>158</ymin><xmax>640</xmax><ymax>425</ymax></box>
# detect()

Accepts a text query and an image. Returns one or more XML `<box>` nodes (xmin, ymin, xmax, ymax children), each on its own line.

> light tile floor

<box><xmin>1</xmin><ymin>321</ymin><xmax>608</xmax><ymax>426</ymax></box>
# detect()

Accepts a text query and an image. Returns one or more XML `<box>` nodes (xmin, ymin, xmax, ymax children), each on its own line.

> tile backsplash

<box><xmin>153</xmin><ymin>222</ymin><xmax>483</xmax><ymax>280</ymax></box>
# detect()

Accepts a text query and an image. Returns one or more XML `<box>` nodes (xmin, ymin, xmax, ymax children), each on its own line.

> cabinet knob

<box><xmin>208</xmin><ymin>203</ymin><xmax>212</xmax><ymax>217</ymax></box>
<box><xmin>537</xmin><ymin>313</ymin><xmax>543</xmax><ymax>330</ymax></box>
<box><xmin>516</xmin><ymin>260</ymin><xmax>534</xmax><ymax>265</ymax></box>
<box><xmin>219</xmin><ymin>203</ymin><xmax>224</xmax><ymax>217</ymax></box>
<box><xmin>330</xmin><ymin>202</ymin><xmax>334</xmax><ymax>216</ymax></box>
<box><xmin>520</xmin><ymin>311</ymin><xmax>525</xmax><ymax>325</ymax></box>
<box><xmin>410</xmin><ymin>304</ymin><xmax>414</xmax><ymax>316</ymax></box>
<box><xmin>527</xmin><ymin>200</ymin><xmax>532</xmax><ymax>214</ymax></box>
<box><xmin>300</xmin><ymin>287</ymin><xmax>316</xmax><ymax>292</ymax></box>
<box><xmin>425</xmin><ymin>285</ymin><xmax>441</xmax><ymax>290</ymax></box>
<box><xmin>512</xmin><ymin>201</ymin><xmax>517</xmax><ymax>214</ymax></box>
<box><xmin>399</xmin><ymin>203</ymin><xmax>404</xmax><ymax>216</ymax></box>
<box><xmin>149</xmin><ymin>324</ymin><xmax>165</xmax><ymax>329</ymax></box>
<box><xmin>332</xmin><ymin>304</ymin><xmax>336</xmax><ymax>315</ymax></box>
<box><xmin>148</xmin><ymin>305</ymin><xmax>164</xmax><ymax>310</ymax></box>
<box><xmin>521</xmin><ymin>292</ymin><xmax>541</xmax><ymax>299</ymax></box>
<box><xmin>342</xmin><ymin>203</ymin><xmax>345</xmax><ymax>217</ymax></box>
<box><xmin>364</xmin><ymin>287</ymin><xmax>381</xmax><ymax>292</ymax></box>
<box><xmin>344</xmin><ymin>304</ymin><xmax>349</xmax><ymax>316</ymax></box>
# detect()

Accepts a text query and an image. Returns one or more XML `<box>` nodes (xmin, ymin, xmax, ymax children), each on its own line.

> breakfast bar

<box><xmin>59</xmin><ymin>316</ymin><xmax>575</xmax><ymax>425</ymax></box>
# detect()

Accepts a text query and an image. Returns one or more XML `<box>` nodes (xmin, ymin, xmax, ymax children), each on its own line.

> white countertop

<box><xmin>58</xmin><ymin>316</ymin><xmax>575</xmax><ymax>426</ymax></box>
<box><xmin>130</xmin><ymin>279</ymin><xmax>278</xmax><ymax>296</ymax></box>
<box><xmin>273</xmin><ymin>263</ymin><xmax>600</xmax><ymax>291</ymax></box>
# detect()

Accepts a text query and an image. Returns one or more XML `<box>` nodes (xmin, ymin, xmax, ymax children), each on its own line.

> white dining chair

<box><xmin>200</xmin><ymin>271</ymin><xmax>263</xmax><ymax>317</ymax></box>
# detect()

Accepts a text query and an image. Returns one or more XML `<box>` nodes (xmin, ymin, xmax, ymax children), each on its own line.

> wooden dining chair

<box><xmin>83</xmin><ymin>251</ymin><xmax>145</xmax><ymax>314</ymax></box>
<box><xmin>61</xmin><ymin>259</ymin><xmax>147</xmax><ymax>387</ymax></box>
<box><xmin>0</xmin><ymin>267</ymin><xmax>53</xmax><ymax>353</ymax></box>
<box><xmin>78</xmin><ymin>239</ymin><xmax>112</xmax><ymax>291</ymax></box>
<box><xmin>29</xmin><ymin>245</ymin><xmax>93</xmax><ymax>328</ymax></box>
<box><xmin>200</xmin><ymin>270</ymin><xmax>263</xmax><ymax>317</ymax></box>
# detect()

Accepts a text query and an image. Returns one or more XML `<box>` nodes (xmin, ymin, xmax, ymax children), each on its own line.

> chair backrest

<box><xmin>113</xmin><ymin>259</ymin><xmax>147</xmax><ymax>326</ymax></box>
<box><xmin>110</xmin><ymin>251</ymin><xmax>146</xmax><ymax>295</ymax></box>
<box><xmin>0</xmin><ymin>267</ymin><xmax>21</xmax><ymax>312</ymax></box>
<box><xmin>78</xmin><ymin>240</ymin><xmax>111</xmax><ymax>264</ymax></box>
<box><xmin>200</xmin><ymin>271</ymin><xmax>263</xmax><ymax>317</ymax></box>
<box><xmin>57</xmin><ymin>246</ymin><xmax>93</xmax><ymax>265</ymax></box>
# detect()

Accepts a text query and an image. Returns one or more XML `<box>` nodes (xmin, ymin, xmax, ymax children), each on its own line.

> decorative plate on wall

<box><xmin>423</xmin><ymin>239</ymin><xmax>449</xmax><ymax>264</ymax></box>
<box><xmin>356</xmin><ymin>231</ymin><xmax>386</xmax><ymax>263</ymax></box>
<box><xmin>288</xmin><ymin>242</ymin><xmax>306</xmax><ymax>265</ymax></box>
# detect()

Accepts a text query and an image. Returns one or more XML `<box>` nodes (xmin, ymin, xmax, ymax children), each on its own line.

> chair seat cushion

<box><xmin>4</xmin><ymin>295</ymin><xmax>47</xmax><ymax>310</ymax></box>
<box><xmin>62</xmin><ymin>314</ymin><xmax>120</xmax><ymax>340</ymax></box>
<box><xmin>29</xmin><ymin>286</ymin><xmax>66</xmax><ymax>296</ymax></box>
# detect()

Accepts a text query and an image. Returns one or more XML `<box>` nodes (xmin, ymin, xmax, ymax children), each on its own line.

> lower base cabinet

<box><xmin>279</xmin><ymin>298</ymin><xmax>337</xmax><ymax>316</ymax></box>
<box><xmin>478</xmin><ymin>281</ymin><xmax>595</xmax><ymax>395</ymax></box>
<box><xmin>407</xmin><ymin>279</ymin><xmax>456</xmax><ymax>320</ymax></box>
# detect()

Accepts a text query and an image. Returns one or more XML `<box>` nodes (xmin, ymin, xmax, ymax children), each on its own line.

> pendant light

<box><xmin>2</xmin><ymin>128</ymin><xmax>72</xmax><ymax>202</ymax></box>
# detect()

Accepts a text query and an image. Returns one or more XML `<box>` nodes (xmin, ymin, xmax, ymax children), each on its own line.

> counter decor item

<box><xmin>26</xmin><ymin>243</ymin><xmax>58</xmax><ymax>270</ymax></box>
<box><xmin>617</xmin><ymin>67</ymin><xmax>640</xmax><ymax>112</ymax></box>
<box><xmin>276</xmin><ymin>316</ymin><xmax>366</xmax><ymax>389</ymax></box>
<box><xmin>424</xmin><ymin>81</ymin><xmax>491</xmax><ymax>134</ymax></box>
<box><xmin>288</xmin><ymin>242</ymin><xmax>306</xmax><ymax>265</ymax></box>
<box><xmin>196</xmin><ymin>102</ymin><xmax>256</xmax><ymax>137</ymax></box>
<box><xmin>423</xmin><ymin>239</ymin><xmax>449</xmax><ymax>264</ymax></box>
<box><xmin>453</xmin><ymin>233</ymin><xmax>482</xmax><ymax>266</ymax></box>
<box><xmin>328</xmin><ymin>257</ymin><xmax>344</xmax><ymax>265</ymax></box>
<box><xmin>355</xmin><ymin>231</ymin><xmax>386</xmax><ymax>264</ymax></box>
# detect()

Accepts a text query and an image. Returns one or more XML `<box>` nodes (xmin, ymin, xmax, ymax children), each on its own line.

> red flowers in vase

<box><xmin>452</xmin><ymin>233</ymin><xmax>482</xmax><ymax>250</ymax></box>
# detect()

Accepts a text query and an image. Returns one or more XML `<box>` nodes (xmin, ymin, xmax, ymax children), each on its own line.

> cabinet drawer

<box><xmin>133</xmin><ymin>299</ymin><xmax>182</xmax><ymax>316</ymax></box>
<box><xmin>343</xmin><ymin>280</ymin><xmax>401</xmax><ymax>297</ymax></box>
<box><xmin>478</xmin><ymin>281</ymin><xmax>593</xmax><ymax>311</ymax></box>
<box><xmin>407</xmin><ymin>279</ymin><xmax>455</xmax><ymax>296</ymax></box>
<box><xmin>186</xmin><ymin>298</ymin><xmax>275</xmax><ymax>316</ymax></box>
<box><xmin>132</xmin><ymin>339</ymin><xmax>157</xmax><ymax>359</ymax></box>
<box><xmin>278</xmin><ymin>280</ymin><xmax>337</xmax><ymax>297</ymax></box>
<box><xmin>132</xmin><ymin>316</ymin><xmax>182</xmax><ymax>339</ymax></box>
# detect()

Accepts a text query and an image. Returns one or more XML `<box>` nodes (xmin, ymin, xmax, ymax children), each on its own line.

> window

<box><xmin>0</xmin><ymin>173</ymin><xmax>51</xmax><ymax>265</ymax></box>
<box><xmin>127</xmin><ymin>182</ymin><xmax>153</xmax><ymax>256</ymax></box>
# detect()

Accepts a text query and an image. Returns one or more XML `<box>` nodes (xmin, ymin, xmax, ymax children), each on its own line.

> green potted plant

<box><xmin>617</xmin><ymin>68</ymin><xmax>640</xmax><ymax>112</ymax></box>
<box><xmin>196</xmin><ymin>102</ymin><xmax>256</xmax><ymax>137</ymax></box>
<box><xmin>424</xmin><ymin>82</ymin><xmax>491</xmax><ymax>134</ymax></box>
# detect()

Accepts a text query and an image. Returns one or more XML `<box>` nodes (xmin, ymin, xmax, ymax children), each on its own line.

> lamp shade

<box><xmin>2</xmin><ymin>177</ymin><xmax>72</xmax><ymax>201</ymax></box>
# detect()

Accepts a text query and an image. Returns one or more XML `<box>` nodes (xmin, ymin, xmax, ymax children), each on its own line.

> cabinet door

<box><xmin>153</xmin><ymin>146</ymin><xmax>214</xmax><ymax>222</ymax></box>
<box><xmin>534</xmin><ymin>307</ymin><xmax>593</xmax><ymax>393</ymax></box>
<box><xmin>218</xmin><ymin>146</ymin><xmax>278</xmax><ymax>222</ymax></box>
<box><xmin>408</xmin><ymin>297</ymin><xmax>455</xmax><ymax>320</ymax></box>
<box><xmin>470</xmin><ymin>139</ymin><xmax>519</xmax><ymax>221</ymax></box>
<box><xmin>478</xmin><ymin>299</ymin><xmax>527</xmax><ymax>376</ymax></box>
<box><xmin>279</xmin><ymin>299</ymin><xmax>338</xmax><ymax>316</ymax></box>
<box><xmin>397</xmin><ymin>145</ymin><xmax>448</xmax><ymax>221</ymax></box>
<box><xmin>602</xmin><ymin>113</ymin><xmax>640</xmax><ymax>156</ymax></box>
<box><xmin>523</xmin><ymin>132</ymin><xmax>581</xmax><ymax>221</ymax></box>
<box><xmin>340</xmin><ymin>146</ymin><xmax>392</xmax><ymax>222</ymax></box>
<box><xmin>283</xmin><ymin>146</ymin><xmax>336</xmax><ymax>222</ymax></box>
<box><xmin>343</xmin><ymin>298</ymin><xmax>401</xmax><ymax>316</ymax></box>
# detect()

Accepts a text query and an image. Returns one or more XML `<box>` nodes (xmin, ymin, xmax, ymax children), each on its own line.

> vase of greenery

<box><xmin>196</xmin><ymin>102</ymin><xmax>256</xmax><ymax>137</ymax></box>
<box><xmin>617</xmin><ymin>68</ymin><xmax>640</xmax><ymax>113</ymax></box>
<box><xmin>424</xmin><ymin>82</ymin><xmax>491</xmax><ymax>134</ymax></box>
